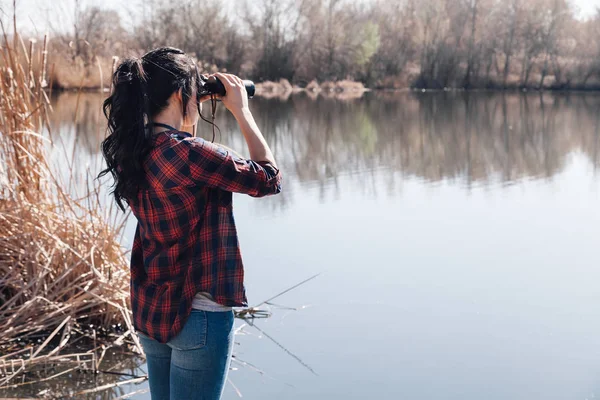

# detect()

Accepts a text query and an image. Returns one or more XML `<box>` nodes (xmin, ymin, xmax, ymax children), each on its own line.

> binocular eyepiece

<box><xmin>198</xmin><ymin>75</ymin><xmax>255</xmax><ymax>99</ymax></box>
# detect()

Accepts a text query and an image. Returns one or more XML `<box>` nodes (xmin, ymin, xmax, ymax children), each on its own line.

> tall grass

<box><xmin>0</xmin><ymin>28</ymin><xmax>138</xmax><ymax>387</ymax></box>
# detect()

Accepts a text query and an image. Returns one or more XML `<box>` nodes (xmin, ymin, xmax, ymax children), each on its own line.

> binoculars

<box><xmin>198</xmin><ymin>75</ymin><xmax>255</xmax><ymax>99</ymax></box>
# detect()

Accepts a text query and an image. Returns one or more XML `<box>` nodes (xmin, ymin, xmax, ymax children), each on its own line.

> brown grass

<box><xmin>305</xmin><ymin>79</ymin><xmax>320</xmax><ymax>92</ymax></box>
<box><xmin>256</xmin><ymin>79</ymin><xmax>293</xmax><ymax>94</ymax></box>
<box><xmin>255</xmin><ymin>79</ymin><xmax>294</xmax><ymax>100</ymax></box>
<box><xmin>256</xmin><ymin>78</ymin><xmax>367</xmax><ymax>100</ymax></box>
<box><xmin>321</xmin><ymin>80</ymin><xmax>367</xmax><ymax>93</ymax></box>
<box><xmin>0</xmin><ymin>28</ymin><xmax>138</xmax><ymax>386</ymax></box>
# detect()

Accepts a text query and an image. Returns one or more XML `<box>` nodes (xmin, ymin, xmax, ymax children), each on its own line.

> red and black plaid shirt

<box><xmin>128</xmin><ymin>130</ymin><xmax>281</xmax><ymax>343</ymax></box>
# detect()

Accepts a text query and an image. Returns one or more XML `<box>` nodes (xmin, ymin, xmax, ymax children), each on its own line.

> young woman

<box><xmin>99</xmin><ymin>47</ymin><xmax>282</xmax><ymax>400</ymax></box>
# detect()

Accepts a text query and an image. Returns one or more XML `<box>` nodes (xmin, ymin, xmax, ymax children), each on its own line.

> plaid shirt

<box><xmin>128</xmin><ymin>130</ymin><xmax>281</xmax><ymax>343</ymax></box>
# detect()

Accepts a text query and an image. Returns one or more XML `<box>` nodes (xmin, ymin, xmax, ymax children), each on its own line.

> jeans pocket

<box><xmin>167</xmin><ymin>310</ymin><xmax>208</xmax><ymax>351</ymax></box>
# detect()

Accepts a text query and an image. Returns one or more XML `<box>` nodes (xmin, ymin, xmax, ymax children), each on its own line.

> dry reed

<box><xmin>320</xmin><ymin>79</ymin><xmax>367</xmax><ymax>93</ymax></box>
<box><xmin>256</xmin><ymin>78</ymin><xmax>367</xmax><ymax>100</ymax></box>
<box><xmin>255</xmin><ymin>79</ymin><xmax>294</xmax><ymax>100</ymax></box>
<box><xmin>0</xmin><ymin>27</ymin><xmax>136</xmax><ymax>387</ymax></box>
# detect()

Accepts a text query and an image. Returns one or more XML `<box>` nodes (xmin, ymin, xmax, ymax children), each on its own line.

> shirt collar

<box><xmin>172</xmin><ymin>130</ymin><xmax>192</xmax><ymax>138</ymax></box>
<box><xmin>169</xmin><ymin>131</ymin><xmax>192</xmax><ymax>140</ymax></box>
<box><xmin>152</xmin><ymin>129</ymin><xmax>193</xmax><ymax>141</ymax></box>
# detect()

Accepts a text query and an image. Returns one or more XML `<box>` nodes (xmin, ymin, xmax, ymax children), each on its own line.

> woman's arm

<box><xmin>183</xmin><ymin>136</ymin><xmax>281</xmax><ymax>198</ymax></box>
<box><xmin>213</xmin><ymin>73</ymin><xmax>278</xmax><ymax>168</ymax></box>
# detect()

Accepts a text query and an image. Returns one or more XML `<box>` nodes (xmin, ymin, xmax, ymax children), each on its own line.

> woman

<box><xmin>99</xmin><ymin>47</ymin><xmax>282</xmax><ymax>400</ymax></box>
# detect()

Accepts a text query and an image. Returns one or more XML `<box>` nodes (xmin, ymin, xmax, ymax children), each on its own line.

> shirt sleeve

<box><xmin>183</xmin><ymin>137</ymin><xmax>282</xmax><ymax>197</ymax></box>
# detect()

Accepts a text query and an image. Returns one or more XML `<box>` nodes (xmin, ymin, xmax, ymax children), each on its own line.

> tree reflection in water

<box><xmin>49</xmin><ymin>91</ymin><xmax>600</xmax><ymax>209</ymax></box>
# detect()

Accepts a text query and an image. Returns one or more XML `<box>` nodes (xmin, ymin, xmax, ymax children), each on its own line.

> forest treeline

<box><xmin>27</xmin><ymin>0</ymin><xmax>600</xmax><ymax>90</ymax></box>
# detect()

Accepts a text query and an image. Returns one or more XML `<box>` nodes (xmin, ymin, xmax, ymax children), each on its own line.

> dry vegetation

<box><xmin>0</xmin><ymin>28</ymin><xmax>141</xmax><ymax>388</ymax></box>
<box><xmin>255</xmin><ymin>78</ymin><xmax>367</xmax><ymax>100</ymax></box>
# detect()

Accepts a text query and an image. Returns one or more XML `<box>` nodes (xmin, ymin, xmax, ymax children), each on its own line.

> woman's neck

<box><xmin>152</xmin><ymin>107</ymin><xmax>183</xmax><ymax>134</ymax></box>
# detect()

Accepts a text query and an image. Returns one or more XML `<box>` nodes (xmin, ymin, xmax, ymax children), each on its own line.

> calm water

<box><xmin>9</xmin><ymin>91</ymin><xmax>600</xmax><ymax>399</ymax></box>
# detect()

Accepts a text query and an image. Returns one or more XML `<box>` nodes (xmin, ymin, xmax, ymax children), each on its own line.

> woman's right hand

<box><xmin>212</xmin><ymin>72</ymin><xmax>249</xmax><ymax>118</ymax></box>
<box><xmin>212</xmin><ymin>74</ymin><xmax>275</xmax><ymax>168</ymax></box>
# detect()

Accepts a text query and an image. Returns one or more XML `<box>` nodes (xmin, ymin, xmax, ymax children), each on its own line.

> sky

<box><xmin>6</xmin><ymin>0</ymin><xmax>600</xmax><ymax>35</ymax></box>
<box><xmin>571</xmin><ymin>0</ymin><xmax>600</xmax><ymax>15</ymax></box>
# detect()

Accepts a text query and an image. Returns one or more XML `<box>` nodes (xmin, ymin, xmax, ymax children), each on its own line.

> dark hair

<box><xmin>98</xmin><ymin>47</ymin><xmax>199</xmax><ymax>211</ymax></box>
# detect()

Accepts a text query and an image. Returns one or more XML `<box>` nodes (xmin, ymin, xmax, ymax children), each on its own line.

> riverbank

<box><xmin>50</xmin><ymin>75</ymin><xmax>600</xmax><ymax>97</ymax></box>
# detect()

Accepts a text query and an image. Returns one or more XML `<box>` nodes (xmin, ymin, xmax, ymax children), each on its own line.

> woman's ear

<box><xmin>175</xmin><ymin>88</ymin><xmax>183</xmax><ymax>103</ymax></box>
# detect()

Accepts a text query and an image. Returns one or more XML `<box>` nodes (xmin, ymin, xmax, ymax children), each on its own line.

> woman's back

<box><xmin>99</xmin><ymin>47</ymin><xmax>281</xmax><ymax>400</ymax></box>
<box><xmin>129</xmin><ymin>129</ymin><xmax>280</xmax><ymax>343</ymax></box>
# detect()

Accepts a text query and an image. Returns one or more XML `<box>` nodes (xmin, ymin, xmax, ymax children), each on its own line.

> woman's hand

<box><xmin>212</xmin><ymin>72</ymin><xmax>249</xmax><ymax>118</ymax></box>
<box><xmin>207</xmin><ymin>73</ymin><xmax>275</xmax><ymax>167</ymax></box>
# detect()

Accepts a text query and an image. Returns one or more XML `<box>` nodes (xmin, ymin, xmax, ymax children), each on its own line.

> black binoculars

<box><xmin>198</xmin><ymin>75</ymin><xmax>255</xmax><ymax>99</ymax></box>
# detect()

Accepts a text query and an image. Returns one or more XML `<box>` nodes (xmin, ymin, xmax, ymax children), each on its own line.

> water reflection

<box><xmin>0</xmin><ymin>344</ymin><xmax>146</xmax><ymax>399</ymax></box>
<box><xmin>266</xmin><ymin>92</ymin><xmax>600</xmax><ymax>189</ymax></box>
<box><xmin>48</xmin><ymin>91</ymin><xmax>106</xmax><ymax>158</ymax></box>
<box><xmin>50</xmin><ymin>91</ymin><xmax>600</xmax><ymax>197</ymax></box>
<box><xmin>34</xmin><ymin>91</ymin><xmax>600</xmax><ymax>399</ymax></box>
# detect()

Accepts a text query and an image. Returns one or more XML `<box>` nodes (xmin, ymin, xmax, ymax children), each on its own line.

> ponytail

<box><xmin>98</xmin><ymin>47</ymin><xmax>198</xmax><ymax>212</ymax></box>
<box><xmin>99</xmin><ymin>58</ymin><xmax>151</xmax><ymax>211</ymax></box>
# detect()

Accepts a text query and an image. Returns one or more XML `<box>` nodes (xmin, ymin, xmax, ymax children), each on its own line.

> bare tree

<box><xmin>34</xmin><ymin>0</ymin><xmax>600</xmax><ymax>89</ymax></box>
<box><xmin>498</xmin><ymin>0</ymin><xmax>522</xmax><ymax>86</ymax></box>
<box><xmin>538</xmin><ymin>0</ymin><xmax>570</xmax><ymax>88</ymax></box>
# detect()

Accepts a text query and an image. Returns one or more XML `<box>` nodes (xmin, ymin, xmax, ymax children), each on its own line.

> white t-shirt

<box><xmin>191</xmin><ymin>291</ymin><xmax>233</xmax><ymax>312</ymax></box>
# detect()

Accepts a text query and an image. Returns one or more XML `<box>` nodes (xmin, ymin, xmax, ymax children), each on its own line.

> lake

<box><xmin>7</xmin><ymin>91</ymin><xmax>600</xmax><ymax>399</ymax></box>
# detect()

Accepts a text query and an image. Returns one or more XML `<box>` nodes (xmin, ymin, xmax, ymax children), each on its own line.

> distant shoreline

<box><xmin>48</xmin><ymin>77</ymin><xmax>600</xmax><ymax>95</ymax></box>
<box><xmin>49</xmin><ymin>85</ymin><xmax>600</xmax><ymax>95</ymax></box>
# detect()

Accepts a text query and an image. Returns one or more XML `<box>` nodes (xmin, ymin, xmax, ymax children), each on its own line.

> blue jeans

<box><xmin>136</xmin><ymin>310</ymin><xmax>235</xmax><ymax>400</ymax></box>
